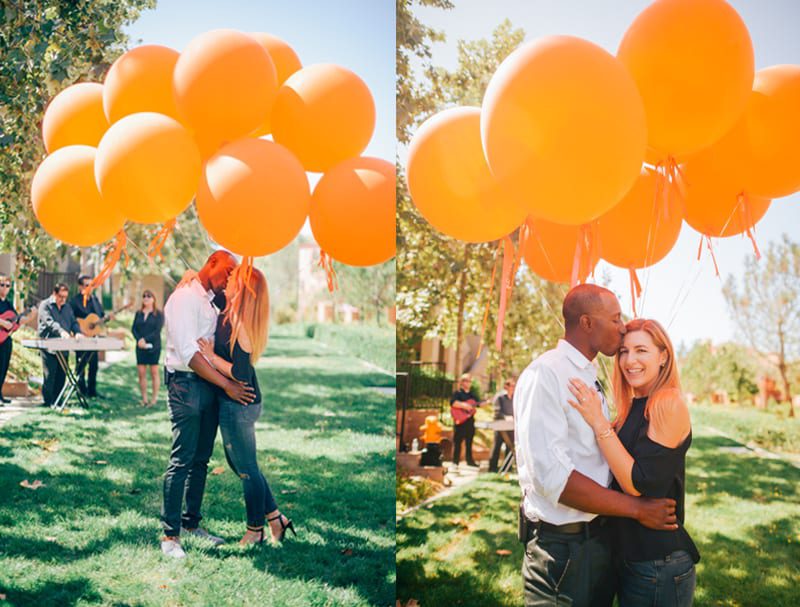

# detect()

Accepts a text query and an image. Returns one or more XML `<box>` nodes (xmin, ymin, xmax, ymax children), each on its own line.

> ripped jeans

<box><xmin>218</xmin><ymin>396</ymin><xmax>278</xmax><ymax>528</ymax></box>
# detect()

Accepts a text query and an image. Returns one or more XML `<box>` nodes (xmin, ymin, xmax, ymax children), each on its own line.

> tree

<box><xmin>679</xmin><ymin>340</ymin><xmax>760</xmax><ymax>404</ymax></box>
<box><xmin>337</xmin><ymin>261</ymin><xmax>395</xmax><ymax>326</ymax></box>
<box><xmin>723</xmin><ymin>235</ymin><xmax>800</xmax><ymax>417</ymax></box>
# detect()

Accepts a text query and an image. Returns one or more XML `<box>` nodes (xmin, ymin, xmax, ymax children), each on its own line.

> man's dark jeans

<box><xmin>161</xmin><ymin>373</ymin><xmax>219</xmax><ymax>537</ymax></box>
<box><xmin>41</xmin><ymin>351</ymin><xmax>66</xmax><ymax>406</ymax></box>
<box><xmin>488</xmin><ymin>430</ymin><xmax>514</xmax><ymax>472</ymax></box>
<box><xmin>218</xmin><ymin>396</ymin><xmax>277</xmax><ymax>527</ymax></box>
<box><xmin>75</xmin><ymin>350</ymin><xmax>99</xmax><ymax>396</ymax></box>
<box><xmin>522</xmin><ymin>523</ymin><xmax>616</xmax><ymax>607</ymax></box>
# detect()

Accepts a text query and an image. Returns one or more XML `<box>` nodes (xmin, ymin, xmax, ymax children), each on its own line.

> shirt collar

<box><xmin>190</xmin><ymin>277</ymin><xmax>216</xmax><ymax>302</ymax></box>
<box><xmin>557</xmin><ymin>339</ymin><xmax>594</xmax><ymax>371</ymax></box>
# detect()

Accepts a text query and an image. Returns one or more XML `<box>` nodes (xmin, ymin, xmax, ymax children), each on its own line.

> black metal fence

<box><xmin>396</xmin><ymin>361</ymin><xmax>453</xmax><ymax>412</ymax></box>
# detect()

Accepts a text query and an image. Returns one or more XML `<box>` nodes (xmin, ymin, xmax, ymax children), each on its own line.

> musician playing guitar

<box><xmin>38</xmin><ymin>283</ymin><xmax>82</xmax><ymax>407</ymax></box>
<box><xmin>450</xmin><ymin>373</ymin><xmax>490</xmax><ymax>468</ymax></box>
<box><xmin>0</xmin><ymin>274</ymin><xmax>16</xmax><ymax>404</ymax></box>
<box><xmin>71</xmin><ymin>274</ymin><xmax>113</xmax><ymax>398</ymax></box>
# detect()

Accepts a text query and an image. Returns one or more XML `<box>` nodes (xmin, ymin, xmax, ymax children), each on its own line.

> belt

<box><xmin>166</xmin><ymin>369</ymin><xmax>200</xmax><ymax>380</ymax></box>
<box><xmin>530</xmin><ymin>516</ymin><xmax>607</xmax><ymax>539</ymax></box>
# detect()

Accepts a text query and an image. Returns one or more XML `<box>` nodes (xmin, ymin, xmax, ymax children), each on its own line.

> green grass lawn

<box><xmin>397</xmin><ymin>419</ymin><xmax>800</xmax><ymax>607</ymax></box>
<box><xmin>0</xmin><ymin>332</ymin><xmax>395</xmax><ymax>607</ymax></box>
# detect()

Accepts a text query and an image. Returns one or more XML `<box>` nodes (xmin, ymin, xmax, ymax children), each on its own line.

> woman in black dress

<box><xmin>131</xmin><ymin>290</ymin><xmax>163</xmax><ymax>407</ymax></box>
<box><xmin>197</xmin><ymin>266</ymin><xmax>295</xmax><ymax>546</ymax></box>
<box><xmin>567</xmin><ymin>318</ymin><xmax>699</xmax><ymax>607</ymax></box>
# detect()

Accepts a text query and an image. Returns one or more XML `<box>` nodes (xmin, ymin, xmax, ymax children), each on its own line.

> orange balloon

<box><xmin>30</xmin><ymin>145</ymin><xmax>125</xmax><ymax>246</ymax></box>
<box><xmin>95</xmin><ymin>112</ymin><xmax>201</xmax><ymax>224</ymax></box>
<box><xmin>523</xmin><ymin>217</ymin><xmax>597</xmax><ymax>284</ymax></box>
<box><xmin>618</xmin><ymin>0</ymin><xmax>754</xmax><ymax>162</ymax></box>
<box><xmin>597</xmin><ymin>169</ymin><xmax>683</xmax><ymax>269</ymax></box>
<box><xmin>407</xmin><ymin>107</ymin><xmax>527</xmax><ymax>243</ymax></box>
<box><xmin>173</xmin><ymin>29</ymin><xmax>278</xmax><ymax>157</ymax></box>
<box><xmin>310</xmin><ymin>157</ymin><xmax>395</xmax><ymax>266</ymax></box>
<box><xmin>249</xmin><ymin>33</ymin><xmax>302</xmax><ymax>137</ymax></box>
<box><xmin>103</xmin><ymin>45</ymin><xmax>181</xmax><ymax>124</ymax></box>
<box><xmin>744</xmin><ymin>65</ymin><xmax>800</xmax><ymax>198</ymax></box>
<box><xmin>683</xmin><ymin>127</ymin><xmax>770</xmax><ymax>237</ymax></box>
<box><xmin>42</xmin><ymin>83</ymin><xmax>108</xmax><ymax>153</ymax></box>
<box><xmin>481</xmin><ymin>36</ymin><xmax>646</xmax><ymax>225</ymax></box>
<box><xmin>272</xmin><ymin>63</ymin><xmax>375</xmax><ymax>173</ymax></box>
<box><xmin>197</xmin><ymin>138</ymin><xmax>310</xmax><ymax>256</ymax></box>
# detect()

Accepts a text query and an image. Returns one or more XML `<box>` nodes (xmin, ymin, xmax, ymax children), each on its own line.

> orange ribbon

<box><xmin>146</xmin><ymin>218</ymin><xmax>177</xmax><ymax>262</ymax></box>
<box><xmin>571</xmin><ymin>222</ymin><xmax>599</xmax><ymax>287</ymax></box>
<box><xmin>318</xmin><ymin>249</ymin><xmax>338</xmax><ymax>292</ymax></box>
<box><xmin>736</xmin><ymin>193</ymin><xmax>762</xmax><ymax>260</ymax></box>
<box><xmin>495</xmin><ymin>236</ymin><xmax>515</xmax><ymax>351</ymax></box>
<box><xmin>696</xmin><ymin>234</ymin><xmax>720</xmax><ymax>277</ymax></box>
<box><xmin>83</xmin><ymin>230</ymin><xmax>129</xmax><ymax>305</ymax></box>
<box><xmin>476</xmin><ymin>241</ymin><xmax>502</xmax><ymax>359</ymax></box>
<box><xmin>628</xmin><ymin>267</ymin><xmax>642</xmax><ymax>318</ymax></box>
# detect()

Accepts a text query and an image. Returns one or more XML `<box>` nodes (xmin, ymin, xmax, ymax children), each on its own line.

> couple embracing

<box><xmin>159</xmin><ymin>251</ymin><xmax>295</xmax><ymax>559</ymax></box>
<box><xmin>516</xmin><ymin>284</ymin><xmax>700</xmax><ymax>607</ymax></box>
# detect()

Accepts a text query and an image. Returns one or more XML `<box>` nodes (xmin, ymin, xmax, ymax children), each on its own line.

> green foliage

<box><xmin>336</xmin><ymin>261</ymin><xmax>395</xmax><ymax>326</ymax></box>
<box><xmin>0</xmin><ymin>0</ymin><xmax>157</xmax><ymax>295</ymax></box>
<box><xmin>680</xmin><ymin>341</ymin><xmax>761</xmax><ymax>403</ymax></box>
<box><xmin>396</xmin><ymin>474</ymin><xmax>441</xmax><ymax>512</ymax></box>
<box><xmin>313</xmin><ymin>323</ymin><xmax>395</xmax><ymax>373</ymax></box>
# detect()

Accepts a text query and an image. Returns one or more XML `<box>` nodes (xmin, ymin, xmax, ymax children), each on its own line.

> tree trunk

<box><xmin>777</xmin><ymin>328</ymin><xmax>795</xmax><ymax>417</ymax></box>
<box><xmin>453</xmin><ymin>244</ymin><xmax>471</xmax><ymax>381</ymax></box>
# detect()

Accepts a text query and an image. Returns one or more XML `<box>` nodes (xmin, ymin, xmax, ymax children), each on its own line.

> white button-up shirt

<box><xmin>164</xmin><ymin>278</ymin><xmax>218</xmax><ymax>372</ymax></box>
<box><xmin>515</xmin><ymin>339</ymin><xmax>612</xmax><ymax>524</ymax></box>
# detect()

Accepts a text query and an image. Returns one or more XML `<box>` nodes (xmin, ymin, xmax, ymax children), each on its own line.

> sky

<box><xmin>123</xmin><ymin>0</ymin><xmax>395</xmax><ymax>235</ymax></box>
<box><xmin>407</xmin><ymin>0</ymin><xmax>800</xmax><ymax>349</ymax></box>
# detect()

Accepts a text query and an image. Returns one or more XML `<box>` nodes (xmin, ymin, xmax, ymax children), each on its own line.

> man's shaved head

<box><xmin>200</xmin><ymin>250</ymin><xmax>238</xmax><ymax>295</ymax></box>
<box><xmin>562</xmin><ymin>284</ymin><xmax>615</xmax><ymax>331</ymax></box>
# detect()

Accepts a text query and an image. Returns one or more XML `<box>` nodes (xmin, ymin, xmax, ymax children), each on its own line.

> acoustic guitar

<box><xmin>0</xmin><ymin>306</ymin><xmax>35</xmax><ymax>345</ymax></box>
<box><xmin>78</xmin><ymin>303</ymin><xmax>132</xmax><ymax>337</ymax></box>
<box><xmin>450</xmin><ymin>397</ymin><xmax>490</xmax><ymax>425</ymax></box>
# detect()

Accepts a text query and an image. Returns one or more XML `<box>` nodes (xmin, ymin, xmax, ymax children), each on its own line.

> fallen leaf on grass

<box><xmin>95</xmin><ymin>460</ymin><xmax>108</xmax><ymax>465</ymax></box>
<box><xmin>20</xmin><ymin>479</ymin><xmax>44</xmax><ymax>490</ymax></box>
<box><xmin>159</xmin><ymin>585</ymin><xmax>168</xmax><ymax>589</ymax></box>
<box><xmin>32</xmin><ymin>438</ymin><xmax>60</xmax><ymax>452</ymax></box>
<box><xmin>211</xmin><ymin>466</ymin><xmax>226</xmax><ymax>475</ymax></box>
<box><xmin>496</xmin><ymin>549</ymin><xmax>512</xmax><ymax>556</ymax></box>
<box><xmin>340</xmin><ymin>548</ymin><xmax>353</xmax><ymax>556</ymax></box>
<box><xmin>280</xmin><ymin>489</ymin><xmax>297</xmax><ymax>495</ymax></box>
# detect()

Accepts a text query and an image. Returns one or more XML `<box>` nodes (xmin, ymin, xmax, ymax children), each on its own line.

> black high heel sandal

<box><xmin>240</xmin><ymin>525</ymin><xmax>265</xmax><ymax>546</ymax></box>
<box><xmin>267</xmin><ymin>513</ymin><xmax>296</xmax><ymax>543</ymax></box>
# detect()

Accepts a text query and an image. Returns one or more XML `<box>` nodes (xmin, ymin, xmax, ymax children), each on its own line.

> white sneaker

<box><xmin>161</xmin><ymin>537</ymin><xmax>186</xmax><ymax>559</ymax></box>
<box><xmin>182</xmin><ymin>527</ymin><xmax>225</xmax><ymax>546</ymax></box>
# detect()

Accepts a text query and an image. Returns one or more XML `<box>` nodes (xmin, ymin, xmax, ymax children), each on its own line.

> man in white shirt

<box><xmin>515</xmin><ymin>284</ymin><xmax>678</xmax><ymax>606</ymax></box>
<box><xmin>160</xmin><ymin>251</ymin><xmax>255</xmax><ymax>559</ymax></box>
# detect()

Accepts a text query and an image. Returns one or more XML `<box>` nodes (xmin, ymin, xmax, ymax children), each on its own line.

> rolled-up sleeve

<box><xmin>517</xmin><ymin>365</ymin><xmax>575</xmax><ymax>505</ymax></box>
<box><xmin>166</xmin><ymin>290</ymin><xmax>201</xmax><ymax>367</ymax></box>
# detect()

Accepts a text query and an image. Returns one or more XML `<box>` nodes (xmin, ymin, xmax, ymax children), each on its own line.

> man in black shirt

<box><xmin>488</xmin><ymin>375</ymin><xmax>516</xmax><ymax>473</ymax></box>
<box><xmin>38</xmin><ymin>283</ymin><xmax>81</xmax><ymax>407</ymax></box>
<box><xmin>71</xmin><ymin>275</ymin><xmax>104</xmax><ymax>397</ymax></box>
<box><xmin>0</xmin><ymin>274</ymin><xmax>17</xmax><ymax>404</ymax></box>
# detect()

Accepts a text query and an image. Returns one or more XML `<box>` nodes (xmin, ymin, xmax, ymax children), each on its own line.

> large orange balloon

<box><xmin>31</xmin><ymin>145</ymin><xmax>125</xmax><ymax>246</ymax></box>
<box><xmin>95</xmin><ymin>112</ymin><xmax>201</xmax><ymax>224</ymax></box>
<box><xmin>523</xmin><ymin>217</ymin><xmax>597</xmax><ymax>284</ymax></box>
<box><xmin>481</xmin><ymin>36</ymin><xmax>646</xmax><ymax>225</ymax></box>
<box><xmin>173</xmin><ymin>29</ymin><xmax>278</xmax><ymax>157</ymax></box>
<box><xmin>598</xmin><ymin>169</ymin><xmax>683</xmax><ymax>269</ymax></box>
<box><xmin>618</xmin><ymin>0</ymin><xmax>754</xmax><ymax>162</ymax></box>
<box><xmin>407</xmin><ymin>107</ymin><xmax>527</xmax><ymax>243</ymax></box>
<box><xmin>683</xmin><ymin>126</ymin><xmax>770</xmax><ymax>237</ymax></box>
<box><xmin>103</xmin><ymin>45</ymin><xmax>181</xmax><ymax>124</ymax></box>
<box><xmin>310</xmin><ymin>157</ymin><xmax>395</xmax><ymax>266</ymax></box>
<box><xmin>42</xmin><ymin>83</ymin><xmax>108</xmax><ymax>153</ymax></box>
<box><xmin>197</xmin><ymin>138</ymin><xmax>310</xmax><ymax>256</ymax></box>
<box><xmin>271</xmin><ymin>63</ymin><xmax>375</xmax><ymax>173</ymax></box>
<box><xmin>744</xmin><ymin>65</ymin><xmax>800</xmax><ymax>198</ymax></box>
<box><xmin>249</xmin><ymin>33</ymin><xmax>302</xmax><ymax>137</ymax></box>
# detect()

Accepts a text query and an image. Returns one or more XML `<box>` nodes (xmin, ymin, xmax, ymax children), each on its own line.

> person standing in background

<box><xmin>0</xmin><ymin>274</ymin><xmax>17</xmax><ymax>404</ymax></box>
<box><xmin>71</xmin><ymin>275</ymin><xmax>104</xmax><ymax>398</ymax></box>
<box><xmin>132</xmin><ymin>289</ymin><xmax>164</xmax><ymax>407</ymax></box>
<box><xmin>488</xmin><ymin>375</ymin><xmax>516</xmax><ymax>473</ymax></box>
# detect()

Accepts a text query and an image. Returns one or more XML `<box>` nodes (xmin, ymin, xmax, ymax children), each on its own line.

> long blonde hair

<box><xmin>223</xmin><ymin>266</ymin><xmax>269</xmax><ymax>365</ymax></box>
<box><xmin>612</xmin><ymin>318</ymin><xmax>683</xmax><ymax>430</ymax></box>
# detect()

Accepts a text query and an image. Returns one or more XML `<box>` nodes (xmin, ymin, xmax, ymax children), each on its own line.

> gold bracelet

<box><xmin>596</xmin><ymin>426</ymin><xmax>615</xmax><ymax>440</ymax></box>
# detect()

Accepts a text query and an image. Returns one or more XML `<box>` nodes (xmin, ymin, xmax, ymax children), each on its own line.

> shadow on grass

<box><xmin>0</xmin><ymin>338</ymin><xmax>394</xmax><ymax>606</ymax></box>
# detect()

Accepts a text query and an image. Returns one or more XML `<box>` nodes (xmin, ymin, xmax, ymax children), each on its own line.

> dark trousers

<box><xmin>489</xmin><ymin>430</ymin><xmax>514</xmax><ymax>472</ymax></box>
<box><xmin>0</xmin><ymin>338</ymin><xmax>12</xmax><ymax>396</ymax></box>
<box><xmin>161</xmin><ymin>373</ymin><xmax>219</xmax><ymax>537</ymax></box>
<box><xmin>452</xmin><ymin>417</ymin><xmax>475</xmax><ymax>464</ymax></box>
<box><xmin>75</xmin><ymin>351</ymin><xmax>98</xmax><ymax>396</ymax></box>
<box><xmin>522</xmin><ymin>522</ymin><xmax>616</xmax><ymax>607</ymax></box>
<box><xmin>41</xmin><ymin>351</ymin><xmax>67</xmax><ymax>406</ymax></box>
<box><xmin>618</xmin><ymin>551</ymin><xmax>696</xmax><ymax>607</ymax></box>
<box><xmin>218</xmin><ymin>397</ymin><xmax>277</xmax><ymax>528</ymax></box>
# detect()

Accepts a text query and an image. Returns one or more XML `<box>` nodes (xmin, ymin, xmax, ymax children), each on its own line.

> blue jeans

<box><xmin>218</xmin><ymin>396</ymin><xmax>277</xmax><ymax>527</ymax></box>
<box><xmin>619</xmin><ymin>550</ymin><xmax>696</xmax><ymax>607</ymax></box>
<box><xmin>161</xmin><ymin>374</ymin><xmax>219</xmax><ymax>536</ymax></box>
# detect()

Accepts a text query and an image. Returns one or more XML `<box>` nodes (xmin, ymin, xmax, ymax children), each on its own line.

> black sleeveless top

<box><xmin>612</xmin><ymin>396</ymin><xmax>700</xmax><ymax>563</ymax></box>
<box><xmin>213</xmin><ymin>316</ymin><xmax>261</xmax><ymax>404</ymax></box>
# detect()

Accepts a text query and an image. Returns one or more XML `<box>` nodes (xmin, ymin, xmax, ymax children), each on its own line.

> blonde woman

<box><xmin>197</xmin><ymin>266</ymin><xmax>295</xmax><ymax>546</ymax></box>
<box><xmin>567</xmin><ymin>318</ymin><xmax>699</xmax><ymax>607</ymax></box>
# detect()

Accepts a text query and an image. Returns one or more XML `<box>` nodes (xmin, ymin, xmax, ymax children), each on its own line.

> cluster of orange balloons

<box><xmin>32</xmin><ymin>29</ymin><xmax>395</xmax><ymax>267</ymax></box>
<box><xmin>408</xmin><ymin>0</ymin><xmax>800</xmax><ymax>285</ymax></box>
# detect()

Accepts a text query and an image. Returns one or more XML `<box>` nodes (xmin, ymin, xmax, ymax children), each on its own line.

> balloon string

<box><xmin>507</xmin><ymin>223</ymin><xmax>529</xmax><ymax>304</ymax></box>
<box><xmin>736</xmin><ymin>192</ymin><xmax>762</xmax><ymax>260</ymax></box>
<box><xmin>242</xmin><ymin>256</ymin><xmax>256</xmax><ymax>295</ymax></box>
<box><xmin>476</xmin><ymin>240</ymin><xmax>502</xmax><ymax>359</ymax></box>
<box><xmin>628</xmin><ymin>267</ymin><xmax>642</xmax><ymax>318</ymax></box>
<box><xmin>494</xmin><ymin>236</ymin><xmax>515</xmax><ymax>351</ymax></box>
<box><xmin>570</xmin><ymin>223</ymin><xmax>598</xmax><ymax>287</ymax></box>
<box><xmin>147</xmin><ymin>218</ymin><xmax>177</xmax><ymax>262</ymax></box>
<box><xmin>318</xmin><ymin>249</ymin><xmax>338</xmax><ymax>292</ymax></box>
<box><xmin>84</xmin><ymin>230</ymin><xmax>129</xmax><ymax>305</ymax></box>
<box><xmin>697</xmin><ymin>234</ymin><xmax>720</xmax><ymax>277</ymax></box>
